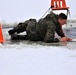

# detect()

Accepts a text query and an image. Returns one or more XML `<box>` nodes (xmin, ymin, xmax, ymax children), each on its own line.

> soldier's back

<box><xmin>36</xmin><ymin>18</ymin><xmax>48</xmax><ymax>40</ymax></box>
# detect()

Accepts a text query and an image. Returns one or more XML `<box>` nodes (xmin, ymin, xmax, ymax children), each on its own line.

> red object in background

<box><xmin>0</xmin><ymin>24</ymin><xmax>5</xmax><ymax>43</ymax></box>
<box><xmin>51</xmin><ymin>0</ymin><xmax>69</xmax><ymax>10</ymax></box>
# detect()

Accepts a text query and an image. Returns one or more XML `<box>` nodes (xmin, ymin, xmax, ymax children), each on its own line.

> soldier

<box><xmin>8</xmin><ymin>12</ymin><xmax>72</xmax><ymax>43</ymax></box>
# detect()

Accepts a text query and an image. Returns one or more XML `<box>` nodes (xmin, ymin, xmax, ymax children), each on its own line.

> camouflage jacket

<box><xmin>35</xmin><ymin>12</ymin><xmax>65</xmax><ymax>43</ymax></box>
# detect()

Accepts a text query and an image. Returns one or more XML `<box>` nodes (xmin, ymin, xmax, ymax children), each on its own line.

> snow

<box><xmin>0</xmin><ymin>45</ymin><xmax>76</xmax><ymax>75</ymax></box>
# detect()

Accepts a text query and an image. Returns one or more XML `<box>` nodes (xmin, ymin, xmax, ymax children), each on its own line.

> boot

<box><xmin>19</xmin><ymin>35</ymin><xmax>28</xmax><ymax>40</ymax></box>
<box><xmin>11</xmin><ymin>34</ymin><xmax>28</xmax><ymax>40</ymax></box>
<box><xmin>11</xmin><ymin>34</ymin><xmax>20</xmax><ymax>40</ymax></box>
<box><xmin>8</xmin><ymin>28</ymin><xmax>16</xmax><ymax>35</ymax></box>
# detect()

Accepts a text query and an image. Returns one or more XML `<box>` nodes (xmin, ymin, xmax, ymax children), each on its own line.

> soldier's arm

<box><xmin>56</xmin><ymin>27</ymin><xmax>65</xmax><ymax>37</ymax></box>
<box><xmin>56</xmin><ymin>27</ymin><xmax>72</xmax><ymax>42</ymax></box>
<box><xmin>44</xmin><ymin>21</ymin><xmax>59</xmax><ymax>43</ymax></box>
<box><xmin>60</xmin><ymin>29</ymin><xmax>66</xmax><ymax>37</ymax></box>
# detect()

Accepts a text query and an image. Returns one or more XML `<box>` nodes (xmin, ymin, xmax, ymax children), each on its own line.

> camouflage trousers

<box><xmin>26</xmin><ymin>21</ymin><xmax>39</xmax><ymax>41</ymax></box>
<box><xmin>14</xmin><ymin>20</ymin><xmax>29</xmax><ymax>33</ymax></box>
<box><xmin>14</xmin><ymin>19</ymin><xmax>40</xmax><ymax>41</ymax></box>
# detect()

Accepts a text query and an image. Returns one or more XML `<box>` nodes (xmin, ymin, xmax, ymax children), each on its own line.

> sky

<box><xmin>0</xmin><ymin>0</ymin><xmax>76</xmax><ymax>23</ymax></box>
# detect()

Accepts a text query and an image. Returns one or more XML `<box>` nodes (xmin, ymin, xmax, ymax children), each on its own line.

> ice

<box><xmin>0</xmin><ymin>46</ymin><xmax>76</xmax><ymax>75</ymax></box>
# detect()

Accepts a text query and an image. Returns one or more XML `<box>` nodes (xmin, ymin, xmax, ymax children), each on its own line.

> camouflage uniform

<box><xmin>26</xmin><ymin>12</ymin><xmax>65</xmax><ymax>42</ymax></box>
<box><xmin>8</xmin><ymin>12</ymin><xmax>65</xmax><ymax>43</ymax></box>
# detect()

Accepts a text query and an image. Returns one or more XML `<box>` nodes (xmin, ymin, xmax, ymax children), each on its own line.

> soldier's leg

<box><xmin>11</xmin><ymin>34</ymin><xmax>28</xmax><ymax>40</ymax></box>
<box><xmin>8</xmin><ymin>23</ymin><xmax>24</xmax><ymax>35</ymax></box>
<box><xmin>16</xmin><ymin>21</ymin><xmax>28</xmax><ymax>33</ymax></box>
<box><xmin>8</xmin><ymin>20</ymin><xmax>29</xmax><ymax>35</ymax></box>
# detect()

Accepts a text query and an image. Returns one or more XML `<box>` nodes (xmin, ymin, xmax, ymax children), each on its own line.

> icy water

<box><xmin>0</xmin><ymin>26</ymin><xmax>76</xmax><ymax>75</ymax></box>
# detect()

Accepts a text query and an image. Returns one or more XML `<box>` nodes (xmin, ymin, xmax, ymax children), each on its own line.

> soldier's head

<box><xmin>58</xmin><ymin>13</ymin><xmax>67</xmax><ymax>26</ymax></box>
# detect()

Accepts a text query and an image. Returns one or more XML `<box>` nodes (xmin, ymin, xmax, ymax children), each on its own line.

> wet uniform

<box><xmin>8</xmin><ymin>12</ymin><xmax>65</xmax><ymax>43</ymax></box>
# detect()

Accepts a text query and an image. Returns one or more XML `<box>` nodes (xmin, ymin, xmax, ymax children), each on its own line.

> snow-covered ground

<box><xmin>0</xmin><ymin>46</ymin><xmax>76</xmax><ymax>75</ymax></box>
<box><xmin>0</xmin><ymin>26</ymin><xmax>76</xmax><ymax>75</ymax></box>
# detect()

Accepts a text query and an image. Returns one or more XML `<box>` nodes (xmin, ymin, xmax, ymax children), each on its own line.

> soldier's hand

<box><xmin>67</xmin><ymin>37</ymin><xmax>72</xmax><ymax>41</ymax></box>
<box><xmin>59</xmin><ymin>37</ymin><xmax>72</xmax><ymax>42</ymax></box>
<box><xmin>59</xmin><ymin>37</ymin><xmax>68</xmax><ymax>42</ymax></box>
